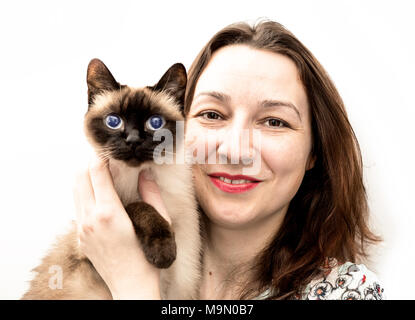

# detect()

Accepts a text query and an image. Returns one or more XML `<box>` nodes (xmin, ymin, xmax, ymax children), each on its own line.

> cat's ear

<box><xmin>152</xmin><ymin>63</ymin><xmax>187</xmax><ymax>107</ymax></box>
<box><xmin>87</xmin><ymin>58</ymin><xmax>122</xmax><ymax>106</ymax></box>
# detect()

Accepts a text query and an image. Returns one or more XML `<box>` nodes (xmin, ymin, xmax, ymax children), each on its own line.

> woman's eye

<box><xmin>105</xmin><ymin>114</ymin><xmax>123</xmax><ymax>129</ymax></box>
<box><xmin>200</xmin><ymin>111</ymin><xmax>222</xmax><ymax>120</ymax></box>
<box><xmin>264</xmin><ymin>118</ymin><xmax>288</xmax><ymax>128</ymax></box>
<box><xmin>146</xmin><ymin>114</ymin><xmax>166</xmax><ymax>130</ymax></box>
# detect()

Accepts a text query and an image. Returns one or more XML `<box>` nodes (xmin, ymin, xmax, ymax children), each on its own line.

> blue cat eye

<box><xmin>146</xmin><ymin>115</ymin><xmax>165</xmax><ymax>130</ymax></box>
<box><xmin>105</xmin><ymin>114</ymin><xmax>123</xmax><ymax>129</ymax></box>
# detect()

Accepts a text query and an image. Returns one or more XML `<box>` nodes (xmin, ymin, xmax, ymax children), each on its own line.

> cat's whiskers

<box><xmin>96</xmin><ymin>147</ymin><xmax>116</xmax><ymax>162</ymax></box>
<box><xmin>95</xmin><ymin>147</ymin><xmax>178</xmax><ymax>164</ymax></box>
<box><xmin>147</xmin><ymin>150</ymin><xmax>177</xmax><ymax>157</ymax></box>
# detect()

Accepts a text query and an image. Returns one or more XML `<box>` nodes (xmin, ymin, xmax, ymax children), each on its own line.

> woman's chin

<box><xmin>205</xmin><ymin>207</ymin><xmax>259</xmax><ymax>230</ymax></box>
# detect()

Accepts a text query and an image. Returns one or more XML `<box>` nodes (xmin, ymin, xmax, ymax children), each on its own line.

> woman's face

<box><xmin>185</xmin><ymin>45</ymin><xmax>314</xmax><ymax>230</ymax></box>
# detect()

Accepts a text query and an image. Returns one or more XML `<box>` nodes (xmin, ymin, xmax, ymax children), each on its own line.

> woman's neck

<box><xmin>199</xmin><ymin>209</ymin><xmax>286</xmax><ymax>299</ymax></box>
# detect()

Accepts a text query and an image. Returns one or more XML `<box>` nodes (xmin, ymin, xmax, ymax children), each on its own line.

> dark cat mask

<box><xmin>85</xmin><ymin>59</ymin><xmax>187</xmax><ymax>166</ymax></box>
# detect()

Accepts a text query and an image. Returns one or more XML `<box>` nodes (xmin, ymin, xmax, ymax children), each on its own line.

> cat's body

<box><xmin>22</xmin><ymin>60</ymin><xmax>202</xmax><ymax>299</ymax></box>
<box><xmin>108</xmin><ymin>154</ymin><xmax>202</xmax><ymax>300</ymax></box>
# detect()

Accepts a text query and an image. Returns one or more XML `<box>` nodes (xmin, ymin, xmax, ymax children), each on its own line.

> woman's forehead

<box><xmin>193</xmin><ymin>44</ymin><xmax>309</xmax><ymax>118</ymax></box>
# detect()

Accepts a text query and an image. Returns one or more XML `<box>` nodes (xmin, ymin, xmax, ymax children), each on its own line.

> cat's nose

<box><xmin>125</xmin><ymin>129</ymin><xmax>143</xmax><ymax>145</ymax></box>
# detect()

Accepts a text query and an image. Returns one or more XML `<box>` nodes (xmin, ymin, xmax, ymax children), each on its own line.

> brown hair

<box><xmin>184</xmin><ymin>20</ymin><xmax>381</xmax><ymax>299</ymax></box>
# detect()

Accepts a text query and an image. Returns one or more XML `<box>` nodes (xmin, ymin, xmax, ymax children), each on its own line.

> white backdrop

<box><xmin>0</xmin><ymin>0</ymin><xmax>413</xmax><ymax>299</ymax></box>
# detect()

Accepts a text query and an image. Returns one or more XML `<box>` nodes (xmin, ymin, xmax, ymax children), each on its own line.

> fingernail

<box><xmin>141</xmin><ymin>169</ymin><xmax>155</xmax><ymax>181</ymax></box>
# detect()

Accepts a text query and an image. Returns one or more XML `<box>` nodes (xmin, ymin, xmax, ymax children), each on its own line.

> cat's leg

<box><xmin>125</xmin><ymin>201</ymin><xmax>176</xmax><ymax>269</ymax></box>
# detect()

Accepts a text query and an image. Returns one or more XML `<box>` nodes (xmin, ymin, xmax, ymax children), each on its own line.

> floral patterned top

<box><xmin>255</xmin><ymin>258</ymin><xmax>385</xmax><ymax>300</ymax></box>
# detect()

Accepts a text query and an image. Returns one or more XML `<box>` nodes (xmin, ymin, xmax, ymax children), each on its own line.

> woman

<box><xmin>75</xmin><ymin>20</ymin><xmax>385</xmax><ymax>300</ymax></box>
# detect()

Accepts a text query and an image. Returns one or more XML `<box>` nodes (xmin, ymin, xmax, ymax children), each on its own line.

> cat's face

<box><xmin>84</xmin><ymin>59</ymin><xmax>186</xmax><ymax>167</ymax></box>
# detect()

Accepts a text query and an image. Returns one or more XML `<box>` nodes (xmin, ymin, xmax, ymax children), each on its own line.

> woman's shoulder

<box><xmin>297</xmin><ymin>258</ymin><xmax>386</xmax><ymax>300</ymax></box>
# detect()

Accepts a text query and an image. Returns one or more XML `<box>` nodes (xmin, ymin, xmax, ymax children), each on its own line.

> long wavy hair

<box><xmin>183</xmin><ymin>20</ymin><xmax>381</xmax><ymax>299</ymax></box>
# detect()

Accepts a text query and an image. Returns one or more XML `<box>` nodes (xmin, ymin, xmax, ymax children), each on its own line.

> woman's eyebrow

<box><xmin>193</xmin><ymin>91</ymin><xmax>231</xmax><ymax>104</ymax></box>
<box><xmin>260</xmin><ymin>99</ymin><xmax>302</xmax><ymax>121</ymax></box>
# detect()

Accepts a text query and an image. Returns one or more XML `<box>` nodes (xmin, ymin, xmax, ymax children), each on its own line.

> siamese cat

<box><xmin>22</xmin><ymin>59</ymin><xmax>201</xmax><ymax>299</ymax></box>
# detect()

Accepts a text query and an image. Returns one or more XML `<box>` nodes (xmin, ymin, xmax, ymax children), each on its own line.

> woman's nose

<box><xmin>216</xmin><ymin>124</ymin><xmax>258</xmax><ymax>166</ymax></box>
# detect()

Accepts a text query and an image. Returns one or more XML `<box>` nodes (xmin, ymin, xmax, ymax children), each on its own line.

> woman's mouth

<box><xmin>208</xmin><ymin>172</ymin><xmax>262</xmax><ymax>194</ymax></box>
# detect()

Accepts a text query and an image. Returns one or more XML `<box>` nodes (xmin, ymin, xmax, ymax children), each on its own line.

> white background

<box><xmin>0</xmin><ymin>0</ymin><xmax>413</xmax><ymax>299</ymax></box>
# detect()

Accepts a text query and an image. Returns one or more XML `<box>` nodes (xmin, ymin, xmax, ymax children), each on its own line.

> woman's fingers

<box><xmin>88</xmin><ymin>154</ymin><xmax>121</xmax><ymax>207</ymax></box>
<box><xmin>73</xmin><ymin>167</ymin><xmax>95</xmax><ymax>222</ymax></box>
<box><xmin>138</xmin><ymin>169</ymin><xmax>171</xmax><ymax>225</ymax></box>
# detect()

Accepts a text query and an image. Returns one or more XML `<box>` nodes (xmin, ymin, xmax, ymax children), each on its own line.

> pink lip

<box><xmin>208</xmin><ymin>172</ymin><xmax>262</xmax><ymax>194</ymax></box>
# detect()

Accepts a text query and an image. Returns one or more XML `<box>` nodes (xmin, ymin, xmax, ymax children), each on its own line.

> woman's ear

<box><xmin>306</xmin><ymin>153</ymin><xmax>316</xmax><ymax>171</ymax></box>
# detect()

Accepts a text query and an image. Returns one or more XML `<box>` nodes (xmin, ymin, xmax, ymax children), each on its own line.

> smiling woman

<box><xmin>182</xmin><ymin>20</ymin><xmax>385</xmax><ymax>300</ymax></box>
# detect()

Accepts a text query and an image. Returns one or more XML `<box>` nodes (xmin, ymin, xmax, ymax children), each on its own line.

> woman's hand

<box><xmin>73</xmin><ymin>154</ymin><xmax>169</xmax><ymax>299</ymax></box>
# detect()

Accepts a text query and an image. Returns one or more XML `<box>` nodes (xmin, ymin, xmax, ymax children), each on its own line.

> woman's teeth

<box><xmin>218</xmin><ymin>177</ymin><xmax>254</xmax><ymax>184</ymax></box>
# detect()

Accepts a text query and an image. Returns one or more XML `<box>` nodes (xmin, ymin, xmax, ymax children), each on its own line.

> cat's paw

<box><xmin>125</xmin><ymin>201</ymin><xmax>177</xmax><ymax>269</ymax></box>
<box><xmin>142</xmin><ymin>230</ymin><xmax>177</xmax><ymax>269</ymax></box>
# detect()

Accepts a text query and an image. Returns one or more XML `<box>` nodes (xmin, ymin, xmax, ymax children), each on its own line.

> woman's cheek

<box><xmin>185</xmin><ymin>120</ymin><xmax>206</xmax><ymax>162</ymax></box>
<box><xmin>186</xmin><ymin>123</ymin><xmax>229</xmax><ymax>165</ymax></box>
<box><xmin>184</xmin><ymin>120</ymin><xmax>199</xmax><ymax>147</ymax></box>
<box><xmin>260</xmin><ymin>134</ymin><xmax>309</xmax><ymax>174</ymax></box>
